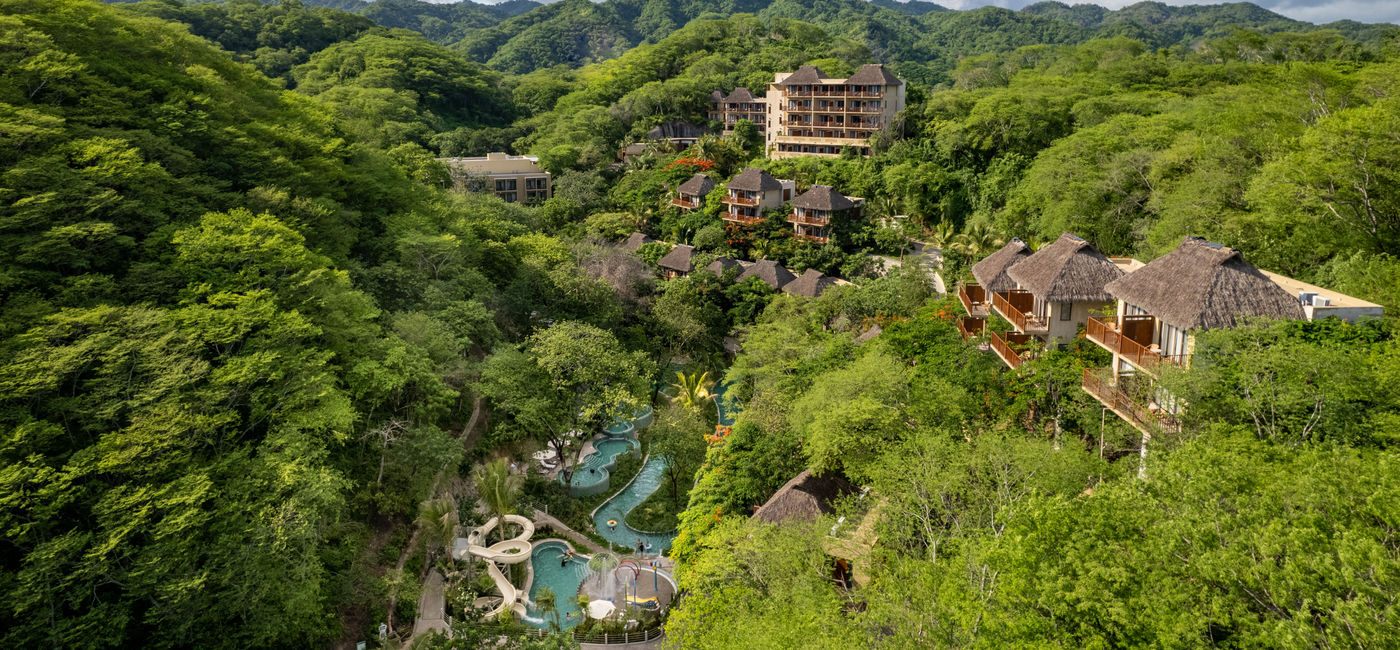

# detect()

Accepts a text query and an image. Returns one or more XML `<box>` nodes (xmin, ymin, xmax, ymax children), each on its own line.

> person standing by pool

<box><xmin>636</xmin><ymin>539</ymin><xmax>644</xmax><ymax>555</ymax></box>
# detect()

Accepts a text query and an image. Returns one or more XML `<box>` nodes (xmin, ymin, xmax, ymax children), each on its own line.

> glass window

<box><xmin>1059</xmin><ymin>302</ymin><xmax>1073</xmax><ymax>321</ymax></box>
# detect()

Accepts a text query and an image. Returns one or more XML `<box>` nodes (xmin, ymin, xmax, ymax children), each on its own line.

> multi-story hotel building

<box><xmin>709</xmin><ymin>88</ymin><xmax>767</xmax><ymax>134</ymax></box>
<box><xmin>720</xmin><ymin>168</ymin><xmax>794</xmax><ymax>225</ymax></box>
<box><xmin>765</xmin><ymin>64</ymin><xmax>905</xmax><ymax>159</ymax></box>
<box><xmin>438</xmin><ymin>152</ymin><xmax>551</xmax><ymax>203</ymax></box>
<box><xmin>709</xmin><ymin>64</ymin><xmax>906</xmax><ymax>159</ymax></box>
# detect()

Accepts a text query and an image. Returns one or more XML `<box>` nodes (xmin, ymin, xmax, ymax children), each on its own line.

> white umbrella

<box><xmin>587</xmin><ymin>600</ymin><xmax>616</xmax><ymax>619</ymax></box>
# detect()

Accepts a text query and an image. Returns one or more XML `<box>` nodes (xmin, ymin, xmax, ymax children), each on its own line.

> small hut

<box><xmin>782</xmin><ymin>269</ymin><xmax>835</xmax><ymax>298</ymax></box>
<box><xmin>706</xmin><ymin>257</ymin><xmax>743</xmax><ymax>276</ymax></box>
<box><xmin>737</xmin><ymin>259</ymin><xmax>796</xmax><ymax>290</ymax></box>
<box><xmin>752</xmin><ymin>469</ymin><xmax>858</xmax><ymax>525</ymax></box>
<box><xmin>657</xmin><ymin>244</ymin><xmax>695</xmax><ymax>278</ymax></box>
<box><xmin>622</xmin><ymin>232</ymin><xmax>656</xmax><ymax>252</ymax></box>
<box><xmin>1006</xmin><ymin>232</ymin><xmax>1124</xmax><ymax>304</ymax></box>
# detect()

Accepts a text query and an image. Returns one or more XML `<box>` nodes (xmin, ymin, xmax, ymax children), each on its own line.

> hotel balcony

<box><xmin>790</xmin><ymin>212</ymin><xmax>829</xmax><ymax>227</ymax></box>
<box><xmin>989</xmin><ymin>330</ymin><xmax>1035</xmax><ymax>369</ymax></box>
<box><xmin>991</xmin><ymin>290</ymin><xmax>1048</xmax><ymax>334</ymax></box>
<box><xmin>1081</xmin><ymin>368</ymin><xmax>1181</xmax><ymax>435</ymax></box>
<box><xmin>723</xmin><ymin>212</ymin><xmax>765</xmax><ymax>225</ymax></box>
<box><xmin>724</xmin><ymin>194</ymin><xmax>759</xmax><ymax>206</ymax></box>
<box><xmin>1084</xmin><ymin>316</ymin><xmax>1187</xmax><ymax>375</ymax></box>
<box><xmin>671</xmin><ymin>196</ymin><xmax>701</xmax><ymax>209</ymax></box>
<box><xmin>958</xmin><ymin>283</ymin><xmax>988</xmax><ymax>318</ymax></box>
<box><xmin>958</xmin><ymin>316</ymin><xmax>985</xmax><ymax>340</ymax></box>
<box><xmin>794</xmin><ymin>232</ymin><xmax>829</xmax><ymax>244</ymax></box>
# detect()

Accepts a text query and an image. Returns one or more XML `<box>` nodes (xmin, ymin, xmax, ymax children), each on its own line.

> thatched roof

<box><xmin>782</xmin><ymin>269</ymin><xmax>835</xmax><ymax>298</ymax></box>
<box><xmin>737</xmin><ymin>259</ymin><xmax>796</xmax><ymax>290</ymax></box>
<box><xmin>728</xmin><ymin>167</ymin><xmax>782</xmax><ymax>192</ymax></box>
<box><xmin>657</xmin><ymin>244</ymin><xmax>694</xmax><ymax>272</ymax></box>
<box><xmin>791</xmin><ymin>185</ymin><xmax>855</xmax><ymax>211</ymax></box>
<box><xmin>622</xmin><ymin>232</ymin><xmax>655</xmax><ymax>252</ymax></box>
<box><xmin>1104</xmin><ymin>237</ymin><xmax>1306</xmax><ymax>330</ymax></box>
<box><xmin>709</xmin><ymin>89</ymin><xmax>725</xmax><ymax>102</ymax></box>
<box><xmin>846</xmin><ymin>63</ymin><xmax>902</xmax><ymax>86</ymax></box>
<box><xmin>1007</xmin><ymin>232</ymin><xmax>1124</xmax><ymax>302</ymax></box>
<box><xmin>752</xmin><ymin>469</ymin><xmax>858</xmax><ymax>524</ymax></box>
<box><xmin>648</xmin><ymin>121</ymin><xmax>707</xmax><ymax>140</ymax></box>
<box><xmin>779</xmin><ymin>65</ymin><xmax>827</xmax><ymax>86</ymax></box>
<box><xmin>970</xmin><ymin>238</ymin><xmax>1032</xmax><ymax>293</ymax></box>
<box><xmin>722</xmin><ymin>87</ymin><xmax>760</xmax><ymax>103</ymax></box>
<box><xmin>677</xmin><ymin>173</ymin><xmax>714</xmax><ymax>196</ymax></box>
<box><xmin>706</xmin><ymin>257</ymin><xmax>742</xmax><ymax>275</ymax></box>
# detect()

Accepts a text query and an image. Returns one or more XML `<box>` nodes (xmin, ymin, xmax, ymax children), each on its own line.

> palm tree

<box><xmin>693</xmin><ymin>134</ymin><xmax>725</xmax><ymax>165</ymax></box>
<box><xmin>871</xmin><ymin>195</ymin><xmax>901</xmax><ymax>227</ymax></box>
<box><xmin>473</xmin><ymin>458</ymin><xmax>520</xmax><ymax>545</ymax></box>
<box><xmin>926</xmin><ymin>219</ymin><xmax>957</xmax><ymax>268</ymax></box>
<box><xmin>536</xmin><ymin>586</ymin><xmax>561</xmax><ymax>632</ymax></box>
<box><xmin>950</xmin><ymin>224</ymin><xmax>1003</xmax><ymax>267</ymax></box>
<box><xmin>670</xmin><ymin>370</ymin><xmax>715</xmax><ymax>411</ymax></box>
<box><xmin>417</xmin><ymin>494</ymin><xmax>459</xmax><ymax>568</ymax></box>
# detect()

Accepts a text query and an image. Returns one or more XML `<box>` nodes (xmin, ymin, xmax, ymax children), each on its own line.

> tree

<box><xmin>474</xmin><ymin>458</ymin><xmax>520</xmax><ymax>544</ymax></box>
<box><xmin>648</xmin><ymin>403</ymin><xmax>709</xmax><ymax>509</ymax></box>
<box><xmin>670</xmin><ymin>370</ymin><xmax>716</xmax><ymax>411</ymax></box>
<box><xmin>535</xmin><ymin>586</ymin><xmax>561</xmax><ymax>632</ymax></box>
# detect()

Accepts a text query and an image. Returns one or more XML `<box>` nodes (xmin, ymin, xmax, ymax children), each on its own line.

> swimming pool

<box><xmin>714</xmin><ymin>380</ymin><xmax>740</xmax><ymax>426</ymax></box>
<box><xmin>561</xmin><ymin>437</ymin><xmax>638</xmax><ymax>497</ymax></box>
<box><xmin>523</xmin><ymin>541</ymin><xmax>588</xmax><ymax>629</ymax></box>
<box><xmin>592</xmin><ymin>456</ymin><xmax>678</xmax><ymax>554</ymax></box>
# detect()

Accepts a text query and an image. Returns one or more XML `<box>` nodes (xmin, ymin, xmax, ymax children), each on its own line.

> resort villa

<box><xmin>787</xmin><ymin>185</ymin><xmax>864</xmax><ymax>244</ymax></box>
<box><xmin>672</xmin><ymin>173</ymin><xmax>714</xmax><ymax>211</ymax></box>
<box><xmin>958</xmin><ymin>234</ymin><xmax>1383</xmax><ymax>436</ymax></box>
<box><xmin>737</xmin><ymin>259</ymin><xmax>797</xmax><ymax>290</ymax></box>
<box><xmin>721</xmin><ymin>168</ymin><xmax>795</xmax><ymax>225</ymax></box>
<box><xmin>657</xmin><ymin>244</ymin><xmax>696</xmax><ymax>278</ymax></box>
<box><xmin>438</xmin><ymin>152</ymin><xmax>552</xmax><ymax>203</ymax></box>
<box><xmin>709</xmin><ymin>64</ymin><xmax>907</xmax><ymax>159</ymax></box>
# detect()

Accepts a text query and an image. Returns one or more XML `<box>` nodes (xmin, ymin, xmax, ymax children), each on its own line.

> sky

<box><xmin>460</xmin><ymin>0</ymin><xmax>1400</xmax><ymax>25</ymax></box>
<box><xmin>906</xmin><ymin>0</ymin><xmax>1400</xmax><ymax>24</ymax></box>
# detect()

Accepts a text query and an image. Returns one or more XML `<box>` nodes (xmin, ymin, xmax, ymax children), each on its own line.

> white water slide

<box><xmin>456</xmin><ymin>514</ymin><xmax>535</xmax><ymax>619</ymax></box>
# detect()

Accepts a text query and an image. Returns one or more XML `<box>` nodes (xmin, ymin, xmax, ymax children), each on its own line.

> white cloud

<box><xmin>931</xmin><ymin>0</ymin><xmax>1399</xmax><ymax>24</ymax></box>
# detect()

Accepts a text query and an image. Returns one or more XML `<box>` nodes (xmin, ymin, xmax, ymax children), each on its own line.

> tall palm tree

<box><xmin>417</xmin><ymin>494</ymin><xmax>459</xmax><ymax>566</ymax></box>
<box><xmin>951</xmin><ymin>224</ymin><xmax>1003</xmax><ymax>266</ymax></box>
<box><xmin>925</xmin><ymin>219</ymin><xmax>957</xmax><ymax>269</ymax></box>
<box><xmin>473</xmin><ymin>458</ymin><xmax>520</xmax><ymax>544</ymax></box>
<box><xmin>535</xmin><ymin>586</ymin><xmax>561</xmax><ymax>632</ymax></box>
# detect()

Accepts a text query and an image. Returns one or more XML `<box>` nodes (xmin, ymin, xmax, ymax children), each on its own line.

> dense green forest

<box><xmin>5</xmin><ymin>0</ymin><xmax>1400</xmax><ymax>648</ymax></box>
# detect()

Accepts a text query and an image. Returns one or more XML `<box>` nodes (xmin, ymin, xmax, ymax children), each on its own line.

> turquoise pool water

<box><xmin>561</xmin><ymin>437</ymin><xmax>637</xmax><ymax>494</ymax></box>
<box><xmin>593</xmin><ymin>456</ymin><xmax>678</xmax><ymax>554</ymax></box>
<box><xmin>714</xmin><ymin>380</ymin><xmax>740</xmax><ymax>426</ymax></box>
<box><xmin>524</xmin><ymin>541</ymin><xmax>588</xmax><ymax>629</ymax></box>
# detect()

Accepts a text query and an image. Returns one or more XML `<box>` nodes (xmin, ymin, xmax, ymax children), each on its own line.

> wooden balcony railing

<box><xmin>958</xmin><ymin>316</ymin><xmax>985</xmax><ymax>340</ymax></box>
<box><xmin>790</xmin><ymin>212</ymin><xmax>829</xmax><ymax>226</ymax></box>
<box><xmin>958</xmin><ymin>283</ymin><xmax>986</xmax><ymax>316</ymax></box>
<box><xmin>671</xmin><ymin>197</ymin><xmax>700</xmax><ymax>209</ymax></box>
<box><xmin>794</xmin><ymin>232</ymin><xmax>829</xmax><ymax>244</ymax></box>
<box><xmin>724</xmin><ymin>194</ymin><xmax>759</xmax><ymax>206</ymax></box>
<box><xmin>1084</xmin><ymin>316</ymin><xmax>1186</xmax><ymax>375</ymax></box>
<box><xmin>992</xmin><ymin>290</ymin><xmax>1044</xmax><ymax>333</ymax></box>
<box><xmin>1082</xmin><ymin>368</ymin><xmax>1181</xmax><ymax>434</ymax></box>
<box><xmin>723</xmin><ymin>213</ymin><xmax>764</xmax><ymax>225</ymax></box>
<box><xmin>989</xmin><ymin>330</ymin><xmax>1034</xmax><ymax>369</ymax></box>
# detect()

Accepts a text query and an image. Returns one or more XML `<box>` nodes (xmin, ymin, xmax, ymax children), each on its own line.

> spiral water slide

<box><xmin>462</xmin><ymin>514</ymin><xmax>535</xmax><ymax>619</ymax></box>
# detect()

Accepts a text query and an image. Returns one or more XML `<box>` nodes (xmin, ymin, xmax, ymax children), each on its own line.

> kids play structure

<box><xmin>457</xmin><ymin>514</ymin><xmax>535</xmax><ymax>618</ymax></box>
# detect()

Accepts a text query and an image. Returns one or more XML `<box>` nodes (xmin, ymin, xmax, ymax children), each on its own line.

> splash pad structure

<box><xmin>456</xmin><ymin>514</ymin><xmax>535</xmax><ymax>619</ymax></box>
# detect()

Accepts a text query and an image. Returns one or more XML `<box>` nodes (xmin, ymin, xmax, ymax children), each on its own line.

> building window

<box><xmin>1059</xmin><ymin>302</ymin><xmax>1073</xmax><ymax>320</ymax></box>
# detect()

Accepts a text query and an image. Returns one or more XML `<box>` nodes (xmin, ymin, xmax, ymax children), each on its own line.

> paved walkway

<box><xmin>532</xmin><ymin>509</ymin><xmax>608</xmax><ymax>553</ymax></box>
<box><xmin>410</xmin><ymin>569</ymin><xmax>448</xmax><ymax>639</ymax></box>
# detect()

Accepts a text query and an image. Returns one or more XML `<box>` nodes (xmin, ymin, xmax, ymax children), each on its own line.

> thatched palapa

<box><xmin>970</xmin><ymin>238</ymin><xmax>1031</xmax><ymax>292</ymax></box>
<box><xmin>737</xmin><ymin>259</ymin><xmax>795</xmax><ymax>290</ymax></box>
<box><xmin>778</xmin><ymin>65</ymin><xmax>827</xmax><ymax>86</ymax></box>
<box><xmin>845</xmin><ymin>63</ymin><xmax>902</xmax><ymax>86</ymax></box>
<box><xmin>752</xmin><ymin>469</ymin><xmax>858</xmax><ymax>524</ymax></box>
<box><xmin>677</xmin><ymin>173</ymin><xmax>714</xmax><ymax>197</ymax></box>
<box><xmin>657</xmin><ymin>244</ymin><xmax>694</xmax><ymax>273</ymax></box>
<box><xmin>706</xmin><ymin>257</ymin><xmax>742</xmax><ymax>275</ymax></box>
<box><xmin>1007</xmin><ymin>232</ymin><xmax>1124</xmax><ymax>302</ymax></box>
<box><xmin>622</xmin><ymin>232</ymin><xmax>656</xmax><ymax>252</ymax></box>
<box><xmin>721</xmin><ymin>87</ymin><xmax>760</xmax><ymax>103</ymax></box>
<box><xmin>1104</xmin><ymin>237</ymin><xmax>1305</xmax><ymax>330</ymax></box>
<box><xmin>782</xmin><ymin>268</ymin><xmax>835</xmax><ymax>298</ymax></box>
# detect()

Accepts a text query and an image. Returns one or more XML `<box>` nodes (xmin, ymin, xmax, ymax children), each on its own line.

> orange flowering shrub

<box><xmin>665</xmin><ymin>157</ymin><xmax>716</xmax><ymax>171</ymax></box>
